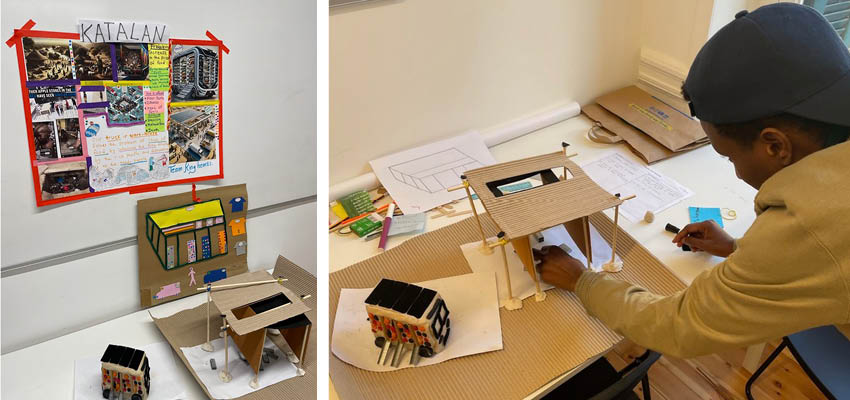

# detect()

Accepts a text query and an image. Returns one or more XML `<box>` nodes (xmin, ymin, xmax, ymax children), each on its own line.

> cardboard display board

<box><xmin>152</xmin><ymin>255</ymin><xmax>317</xmax><ymax>400</ymax></box>
<box><xmin>137</xmin><ymin>184</ymin><xmax>248</xmax><ymax>307</ymax></box>
<box><xmin>330</xmin><ymin>212</ymin><xmax>686</xmax><ymax>399</ymax></box>
<box><xmin>6</xmin><ymin>19</ymin><xmax>228</xmax><ymax>206</ymax></box>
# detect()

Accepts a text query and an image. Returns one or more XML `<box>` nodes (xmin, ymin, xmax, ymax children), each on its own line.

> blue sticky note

<box><xmin>688</xmin><ymin>207</ymin><xmax>724</xmax><ymax>228</ymax></box>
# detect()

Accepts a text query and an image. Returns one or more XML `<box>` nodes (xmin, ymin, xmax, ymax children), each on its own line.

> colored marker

<box><xmin>378</xmin><ymin>203</ymin><xmax>395</xmax><ymax>250</ymax></box>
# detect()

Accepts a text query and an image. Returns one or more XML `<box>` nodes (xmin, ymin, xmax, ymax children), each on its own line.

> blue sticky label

<box><xmin>688</xmin><ymin>207</ymin><xmax>724</xmax><ymax>228</ymax></box>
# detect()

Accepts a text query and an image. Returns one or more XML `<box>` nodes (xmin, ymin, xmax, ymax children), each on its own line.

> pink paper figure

<box><xmin>189</xmin><ymin>267</ymin><xmax>197</xmax><ymax>286</ymax></box>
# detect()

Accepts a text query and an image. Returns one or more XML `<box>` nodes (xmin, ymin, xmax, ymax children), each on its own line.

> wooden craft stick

<box><xmin>460</xmin><ymin>178</ymin><xmax>489</xmax><ymax>249</ymax></box>
<box><xmin>499</xmin><ymin>241</ymin><xmax>514</xmax><ymax>300</ymax></box>
<box><xmin>196</xmin><ymin>278</ymin><xmax>287</xmax><ymax>291</ymax></box>
<box><xmin>609</xmin><ymin>205</ymin><xmax>620</xmax><ymax>263</ymax></box>
<box><xmin>582</xmin><ymin>216</ymin><xmax>592</xmax><ymax>268</ymax></box>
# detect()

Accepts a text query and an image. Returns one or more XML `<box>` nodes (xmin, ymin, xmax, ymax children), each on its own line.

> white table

<box><xmin>0</xmin><ymin>268</ymin><xmax>282</xmax><ymax>400</ymax></box>
<box><xmin>329</xmin><ymin>115</ymin><xmax>760</xmax><ymax>398</ymax></box>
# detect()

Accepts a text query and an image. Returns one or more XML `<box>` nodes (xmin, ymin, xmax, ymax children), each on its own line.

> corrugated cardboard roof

<box><xmin>210</xmin><ymin>270</ymin><xmax>311</xmax><ymax>336</ymax></box>
<box><xmin>464</xmin><ymin>152</ymin><xmax>622</xmax><ymax>240</ymax></box>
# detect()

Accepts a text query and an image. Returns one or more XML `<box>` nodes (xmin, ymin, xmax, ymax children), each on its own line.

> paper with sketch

<box><xmin>582</xmin><ymin>152</ymin><xmax>692</xmax><ymax>222</ymax></box>
<box><xmin>180</xmin><ymin>337</ymin><xmax>300</xmax><ymax>399</ymax></box>
<box><xmin>331</xmin><ymin>272</ymin><xmax>502</xmax><ymax>372</ymax></box>
<box><xmin>74</xmin><ymin>341</ymin><xmax>184</xmax><ymax>400</ymax></box>
<box><xmin>370</xmin><ymin>132</ymin><xmax>497</xmax><ymax>214</ymax></box>
<box><xmin>462</xmin><ymin>224</ymin><xmax>621</xmax><ymax>307</ymax></box>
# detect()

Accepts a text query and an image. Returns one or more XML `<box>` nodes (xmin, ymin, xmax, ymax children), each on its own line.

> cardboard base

<box><xmin>330</xmin><ymin>212</ymin><xmax>685</xmax><ymax>399</ymax></box>
<box><xmin>153</xmin><ymin>256</ymin><xmax>316</xmax><ymax>399</ymax></box>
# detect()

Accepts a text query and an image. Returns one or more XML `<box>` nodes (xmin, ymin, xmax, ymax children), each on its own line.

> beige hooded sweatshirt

<box><xmin>575</xmin><ymin>140</ymin><xmax>850</xmax><ymax>359</ymax></box>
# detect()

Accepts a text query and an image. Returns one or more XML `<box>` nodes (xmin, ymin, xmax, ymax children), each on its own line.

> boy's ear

<box><xmin>758</xmin><ymin>128</ymin><xmax>793</xmax><ymax>165</ymax></box>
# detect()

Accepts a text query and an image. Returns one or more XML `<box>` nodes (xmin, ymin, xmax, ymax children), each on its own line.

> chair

<box><xmin>543</xmin><ymin>350</ymin><xmax>661</xmax><ymax>400</ymax></box>
<box><xmin>746</xmin><ymin>325</ymin><xmax>850</xmax><ymax>400</ymax></box>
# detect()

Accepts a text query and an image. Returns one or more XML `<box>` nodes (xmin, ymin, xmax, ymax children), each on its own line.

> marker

<box><xmin>378</xmin><ymin>203</ymin><xmax>395</xmax><ymax>250</ymax></box>
<box><xmin>664</xmin><ymin>223</ymin><xmax>691</xmax><ymax>251</ymax></box>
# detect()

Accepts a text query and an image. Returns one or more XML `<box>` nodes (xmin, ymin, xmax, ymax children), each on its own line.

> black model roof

<box><xmin>100</xmin><ymin>344</ymin><xmax>145</xmax><ymax>370</ymax></box>
<box><xmin>364</xmin><ymin>278</ymin><xmax>437</xmax><ymax>319</ymax></box>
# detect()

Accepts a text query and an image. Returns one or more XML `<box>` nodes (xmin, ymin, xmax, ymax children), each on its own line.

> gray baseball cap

<box><xmin>683</xmin><ymin>3</ymin><xmax>850</xmax><ymax>126</ymax></box>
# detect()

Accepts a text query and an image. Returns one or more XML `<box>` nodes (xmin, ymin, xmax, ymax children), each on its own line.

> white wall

<box><xmin>329</xmin><ymin>0</ymin><xmax>642</xmax><ymax>185</ymax></box>
<box><xmin>1</xmin><ymin>0</ymin><xmax>317</xmax><ymax>353</ymax></box>
<box><xmin>1</xmin><ymin>0</ymin><xmax>317</xmax><ymax>267</ymax></box>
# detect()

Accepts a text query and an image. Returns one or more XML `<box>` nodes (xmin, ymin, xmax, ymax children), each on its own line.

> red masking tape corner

<box><xmin>6</xmin><ymin>19</ymin><xmax>36</xmax><ymax>47</ymax></box>
<box><xmin>205</xmin><ymin>31</ymin><xmax>229</xmax><ymax>54</ymax></box>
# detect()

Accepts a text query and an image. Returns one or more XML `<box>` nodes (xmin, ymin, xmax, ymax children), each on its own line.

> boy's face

<box><xmin>701</xmin><ymin>121</ymin><xmax>782</xmax><ymax>190</ymax></box>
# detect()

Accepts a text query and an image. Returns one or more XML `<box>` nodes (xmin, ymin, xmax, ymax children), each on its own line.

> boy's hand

<box><xmin>673</xmin><ymin>220</ymin><xmax>735</xmax><ymax>257</ymax></box>
<box><xmin>533</xmin><ymin>245</ymin><xmax>586</xmax><ymax>292</ymax></box>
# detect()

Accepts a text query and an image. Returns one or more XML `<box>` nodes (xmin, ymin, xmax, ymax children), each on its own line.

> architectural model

<box><xmin>456</xmin><ymin>144</ymin><xmax>634</xmax><ymax>310</ymax></box>
<box><xmin>100</xmin><ymin>344</ymin><xmax>151</xmax><ymax>400</ymax></box>
<box><xmin>198</xmin><ymin>270</ymin><xmax>313</xmax><ymax>389</ymax></box>
<box><xmin>365</xmin><ymin>278</ymin><xmax>451</xmax><ymax>368</ymax></box>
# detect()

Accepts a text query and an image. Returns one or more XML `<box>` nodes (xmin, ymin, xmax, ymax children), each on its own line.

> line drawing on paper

<box><xmin>388</xmin><ymin>148</ymin><xmax>485</xmax><ymax>193</ymax></box>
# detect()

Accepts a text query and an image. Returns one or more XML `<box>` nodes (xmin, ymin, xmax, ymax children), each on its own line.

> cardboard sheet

<box><xmin>462</xmin><ymin>224</ymin><xmax>622</xmax><ymax>308</ymax></box>
<box><xmin>74</xmin><ymin>341</ymin><xmax>184</xmax><ymax>400</ymax></box>
<box><xmin>330</xmin><ymin>213</ymin><xmax>686</xmax><ymax>400</ymax></box>
<box><xmin>370</xmin><ymin>131</ymin><xmax>497</xmax><ymax>214</ymax></box>
<box><xmin>595</xmin><ymin>86</ymin><xmax>706</xmax><ymax>152</ymax></box>
<box><xmin>331</xmin><ymin>272</ymin><xmax>502</xmax><ymax>371</ymax></box>
<box><xmin>180</xmin><ymin>337</ymin><xmax>299</xmax><ymax>399</ymax></box>
<box><xmin>152</xmin><ymin>256</ymin><xmax>316</xmax><ymax>400</ymax></box>
<box><xmin>138</xmin><ymin>184</ymin><xmax>249</xmax><ymax>308</ymax></box>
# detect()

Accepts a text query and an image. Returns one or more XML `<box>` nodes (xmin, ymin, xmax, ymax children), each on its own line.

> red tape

<box><xmin>205</xmin><ymin>31</ymin><xmax>229</xmax><ymax>54</ymax></box>
<box><xmin>6</xmin><ymin>19</ymin><xmax>36</xmax><ymax>47</ymax></box>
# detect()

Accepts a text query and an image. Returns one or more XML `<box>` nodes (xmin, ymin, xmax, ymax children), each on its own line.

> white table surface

<box><xmin>0</xmin><ymin>268</ymin><xmax>281</xmax><ymax>400</ymax></box>
<box><xmin>329</xmin><ymin>115</ymin><xmax>759</xmax><ymax>398</ymax></box>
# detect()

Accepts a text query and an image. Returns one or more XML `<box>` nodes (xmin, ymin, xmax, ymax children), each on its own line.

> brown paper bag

<box><xmin>583</xmin><ymin>104</ymin><xmax>707</xmax><ymax>164</ymax></box>
<box><xmin>596</xmin><ymin>86</ymin><xmax>706</xmax><ymax>151</ymax></box>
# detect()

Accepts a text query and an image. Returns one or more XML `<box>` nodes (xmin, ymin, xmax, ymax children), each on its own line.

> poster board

<box><xmin>137</xmin><ymin>184</ymin><xmax>248</xmax><ymax>307</ymax></box>
<box><xmin>6</xmin><ymin>19</ymin><xmax>228</xmax><ymax>207</ymax></box>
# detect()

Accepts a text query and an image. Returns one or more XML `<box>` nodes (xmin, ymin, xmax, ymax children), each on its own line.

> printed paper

<box><xmin>582</xmin><ymin>152</ymin><xmax>693</xmax><ymax>221</ymax></box>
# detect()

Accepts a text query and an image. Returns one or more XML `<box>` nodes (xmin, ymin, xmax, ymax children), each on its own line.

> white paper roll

<box><xmin>328</xmin><ymin>101</ymin><xmax>581</xmax><ymax>201</ymax></box>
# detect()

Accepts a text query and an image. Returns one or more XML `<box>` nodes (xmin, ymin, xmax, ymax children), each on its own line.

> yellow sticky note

<box><xmin>149</xmin><ymin>43</ymin><xmax>169</xmax><ymax>69</ymax></box>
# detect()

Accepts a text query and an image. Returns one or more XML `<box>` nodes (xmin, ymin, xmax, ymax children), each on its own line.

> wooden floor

<box><xmin>606</xmin><ymin>340</ymin><xmax>827</xmax><ymax>400</ymax></box>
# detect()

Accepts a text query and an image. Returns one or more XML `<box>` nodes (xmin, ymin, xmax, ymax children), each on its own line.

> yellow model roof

<box><xmin>149</xmin><ymin>200</ymin><xmax>224</xmax><ymax>229</ymax></box>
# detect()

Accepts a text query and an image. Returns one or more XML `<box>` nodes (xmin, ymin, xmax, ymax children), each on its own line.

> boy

<box><xmin>535</xmin><ymin>3</ymin><xmax>850</xmax><ymax>358</ymax></box>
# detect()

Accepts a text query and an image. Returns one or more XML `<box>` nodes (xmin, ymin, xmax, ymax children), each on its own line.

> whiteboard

<box><xmin>1</xmin><ymin>0</ymin><xmax>317</xmax><ymax>267</ymax></box>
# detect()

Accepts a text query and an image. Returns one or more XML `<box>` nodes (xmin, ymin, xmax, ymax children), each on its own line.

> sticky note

<box><xmin>688</xmin><ymin>207</ymin><xmax>724</xmax><ymax>228</ymax></box>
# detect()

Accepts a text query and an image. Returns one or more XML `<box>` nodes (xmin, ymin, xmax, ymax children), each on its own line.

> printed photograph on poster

<box><xmin>71</xmin><ymin>42</ymin><xmax>113</xmax><ymax>81</ymax></box>
<box><xmin>170</xmin><ymin>44</ymin><xmax>219</xmax><ymax>101</ymax></box>
<box><xmin>28</xmin><ymin>85</ymin><xmax>77</xmax><ymax>121</ymax></box>
<box><xmin>106</xmin><ymin>85</ymin><xmax>144</xmax><ymax>125</ymax></box>
<box><xmin>79</xmin><ymin>86</ymin><xmax>107</xmax><ymax>105</ymax></box>
<box><xmin>168</xmin><ymin>105</ymin><xmax>218</xmax><ymax>163</ymax></box>
<box><xmin>22</xmin><ymin>37</ymin><xmax>74</xmax><ymax>81</ymax></box>
<box><xmin>38</xmin><ymin>161</ymin><xmax>90</xmax><ymax>200</ymax></box>
<box><xmin>56</xmin><ymin>118</ymin><xmax>82</xmax><ymax>158</ymax></box>
<box><xmin>33</xmin><ymin>121</ymin><xmax>58</xmax><ymax>161</ymax></box>
<box><xmin>115</xmin><ymin>43</ymin><xmax>148</xmax><ymax>80</ymax></box>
